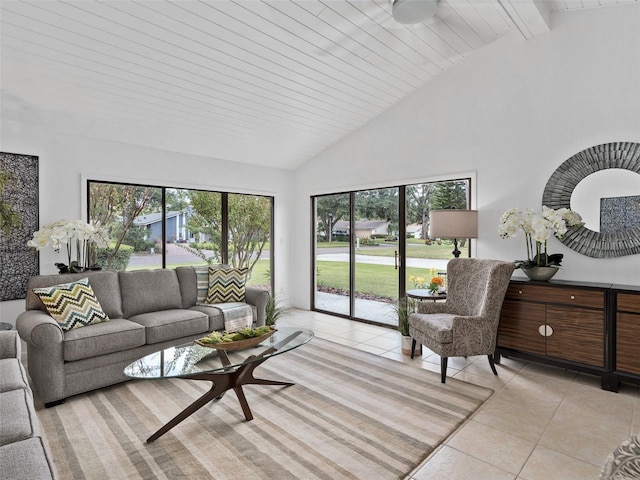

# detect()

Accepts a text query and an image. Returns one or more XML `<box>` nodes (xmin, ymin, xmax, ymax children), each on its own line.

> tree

<box><xmin>186</xmin><ymin>190</ymin><xmax>222</xmax><ymax>255</ymax></box>
<box><xmin>166</xmin><ymin>188</ymin><xmax>190</xmax><ymax>211</ymax></box>
<box><xmin>430</xmin><ymin>181</ymin><xmax>468</xmax><ymax>210</ymax></box>
<box><xmin>316</xmin><ymin>194</ymin><xmax>349</xmax><ymax>241</ymax></box>
<box><xmin>355</xmin><ymin>189</ymin><xmax>398</xmax><ymax>221</ymax></box>
<box><xmin>430</xmin><ymin>180</ymin><xmax>470</xmax><ymax>245</ymax></box>
<box><xmin>89</xmin><ymin>183</ymin><xmax>161</xmax><ymax>268</ymax></box>
<box><xmin>406</xmin><ymin>183</ymin><xmax>435</xmax><ymax>239</ymax></box>
<box><xmin>186</xmin><ymin>191</ymin><xmax>271</xmax><ymax>277</ymax></box>
<box><xmin>228</xmin><ymin>194</ymin><xmax>271</xmax><ymax>272</ymax></box>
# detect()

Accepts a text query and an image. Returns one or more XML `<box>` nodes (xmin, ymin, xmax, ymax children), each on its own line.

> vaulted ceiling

<box><xmin>1</xmin><ymin>1</ymin><xmax>637</xmax><ymax>169</ymax></box>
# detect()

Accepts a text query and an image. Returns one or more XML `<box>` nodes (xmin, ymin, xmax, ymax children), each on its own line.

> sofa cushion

<box><xmin>175</xmin><ymin>266</ymin><xmax>198</xmax><ymax>308</ymax></box>
<box><xmin>0</xmin><ymin>358</ymin><xmax>29</xmax><ymax>392</ymax></box>
<box><xmin>32</xmin><ymin>277</ymin><xmax>109</xmax><ymax>332</ymax></box>
<box><xmin>128</xmin><ymin>309</ymin><xmax>208</xmax><ymax>344</ymax></box>
<box><xmin>0</xmin><ymin>329</ymin><xmax>19</xmax><ymax>359</ymax></box>
<box><xmin>205</xmin><ymin>266</ymin><xmax>248</xmax><ymax>303</ymax></box>
<box><xmin>0</xmin><ymin>437</ymin><xmax>56</xmax><ymax>480</ymax></box>
<box><xmin>119</xmin><ymin>269</ymin><xmax>183</xmax><ymax>318</ymax></box>
<box><xmin>0</xmin><ymin>389</ymin><xmax>38</xmax><ymax>446</ymax></box>
<box><xmin>63</xmin><ymin>318</ymin><xmax>146</xmax><ymax>362</ymax></box>
<box><xmin>189</xmin><ymin>305</ymin><xmax>225</xmax><ymax>332</ymax></box>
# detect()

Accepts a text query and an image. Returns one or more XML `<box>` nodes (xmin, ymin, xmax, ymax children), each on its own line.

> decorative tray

<box><xmin>195</xmin><ymin>327</ymin><xmax>277</xmax><ymax>351</ymax></box>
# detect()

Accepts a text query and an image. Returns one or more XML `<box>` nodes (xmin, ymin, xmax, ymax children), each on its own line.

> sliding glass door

<box><xmin>314</xmin><ymin>193</ymin><xmax>350</xmax><ymax>316</ymax></box>
<box><xmin>313</xmin><ymin>188</ymin><xmax>403</xmax><ymax>326</ymax></box>
<box><xmin>353</xmin><ymin>188</ymin><xmax>400</xmax><ymax>324</ymax></box>
<box><xmin>312</xmin><ymin>178</ymin><xmax>471</xmax><ymax>328</ymax></box>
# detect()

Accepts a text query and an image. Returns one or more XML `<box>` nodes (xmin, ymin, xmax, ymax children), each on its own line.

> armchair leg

<box><xmin>440</xmin><ymin>357</ymin><xmax>448</xmax><ymax>383</ymax></box>
<box><xmin>411</xmin><ymin>338</ymin><xmax>417</xmax><ymax>359</ymax></box>
<box><xmin>487</xmin><ymin>354</ymin><xmax>498</xmax><ymax>376</ymax></box>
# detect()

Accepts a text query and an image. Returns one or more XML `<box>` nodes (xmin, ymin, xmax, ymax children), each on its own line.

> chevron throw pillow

<box><xmin>33</xmin><ymin>277</ymin><xmax>109</xmax><ymax>332</ymax></box>
<box><xmin>205</xmin><ymin>266</ymin><xmax>248</xmax><ymax>304</ymax></box>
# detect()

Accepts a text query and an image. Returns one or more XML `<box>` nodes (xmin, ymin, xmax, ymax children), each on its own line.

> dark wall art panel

<box><xmin>0</xmin><ymin>152</ymin><xmax>39</xmax><ymax>301</ymax></box>
<box><xmin>601</xmin><ymin>195</ymin><xmax>640</xmax><ymax>234</ymax></box>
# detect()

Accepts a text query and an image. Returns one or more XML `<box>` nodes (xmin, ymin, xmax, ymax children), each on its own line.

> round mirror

<box><xmin>542</xmin><ymin>142</ymin><xmax>640</xmax><ymax>258</ymax></box>
<box><xmin>571</xmin><ymin>169</ymin><xmax>640</xmax><ymax>232</ymax></box>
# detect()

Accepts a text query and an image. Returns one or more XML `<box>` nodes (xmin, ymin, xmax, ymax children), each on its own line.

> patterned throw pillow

<box><xmin>205</xmin><ymin>266</ymin><xmax>248</xmax><ymax>304</ymax></box>
<box><xmin>33</xmin><ymin>277</ymin><xmax>109</xmax><ymax>332</ymax></box>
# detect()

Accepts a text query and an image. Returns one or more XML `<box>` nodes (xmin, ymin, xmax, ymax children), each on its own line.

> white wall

<box><xmin>291</xmin><ymin>5</ymin><xmax>640</xmax><ymax>308</ymax></box>
<box><xmin>0</xmin><ymin>127</ymin><xmax>294</xmax><ymax>325</ymax></box>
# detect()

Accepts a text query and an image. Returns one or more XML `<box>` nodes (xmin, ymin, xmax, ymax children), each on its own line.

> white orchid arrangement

<box><xmin>28</xmin><ymin>219</ymin><xmax>109</xmax><ymax>272</ymax></box>
<box><xmin>498</xmin><ymin>206</ymin><xmax>583</xmax><ymax>268</ymax></box>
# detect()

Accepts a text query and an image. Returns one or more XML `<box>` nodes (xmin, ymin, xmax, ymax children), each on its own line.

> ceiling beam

<box><xmin>497</xmin><ymin>0</ymin><xmax>551</xmax><ymax>39</ymax></box>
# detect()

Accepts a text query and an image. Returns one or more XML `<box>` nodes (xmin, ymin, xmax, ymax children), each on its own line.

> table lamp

<box><xmin>429</xmin><ymin>209</ymin><xmax>478</xmax><ymax>258</ymax></box>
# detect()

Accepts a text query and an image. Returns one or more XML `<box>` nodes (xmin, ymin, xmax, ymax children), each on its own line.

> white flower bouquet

<box><xmin>28</xmin><ymin>219</ymin><xmax>109</xmax><ymax>273</ymax></box>
<box><xmin>498</xmin><ymin>206</ymin><xmax>583</xmax><ymax>268</ymax></box>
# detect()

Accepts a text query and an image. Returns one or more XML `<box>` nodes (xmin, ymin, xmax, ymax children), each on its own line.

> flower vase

<box><xmin>521</xmin><ymin>265</ymin><xmax>559</xmax><ymax>282</ymax></box>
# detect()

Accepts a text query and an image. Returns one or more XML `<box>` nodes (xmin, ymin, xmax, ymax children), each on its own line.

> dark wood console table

<box><xmin>495</xmin><ymin>278</ymin><xmax>618</xmax><ymax>391</ymax></box>
<box><xmin>609</xmin><ymin>284</ymin><xmax>640</xmax><ymax>392</ymax></box>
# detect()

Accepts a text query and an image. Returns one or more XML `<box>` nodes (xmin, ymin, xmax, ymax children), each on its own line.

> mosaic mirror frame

<box><xmin>542</xmin><ymin>142</ymin><xmax>640</xmax><ymax>258</ymax></box>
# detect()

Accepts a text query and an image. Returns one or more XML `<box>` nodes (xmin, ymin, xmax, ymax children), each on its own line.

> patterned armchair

<box><xmin>409</xmin><ymin>258</ymin><xmax>516</xmax><ymax>383</ymax></box>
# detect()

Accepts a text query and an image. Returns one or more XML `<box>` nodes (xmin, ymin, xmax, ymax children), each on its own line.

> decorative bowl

<box><xmin>521</xmin><ymin>266</ymin><xmax>559</xmax><ymax>282</ymax></box>
<box><xmin>195</xmin><ymin>327</ymin><xmax>277</xmax><ymax>351</ymax></box>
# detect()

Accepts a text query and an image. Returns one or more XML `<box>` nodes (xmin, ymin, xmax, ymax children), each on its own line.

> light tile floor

<box><xmin>278</xmin><ymin>309</ymin><xmax>639</xmax><ymax>480</ymax></box>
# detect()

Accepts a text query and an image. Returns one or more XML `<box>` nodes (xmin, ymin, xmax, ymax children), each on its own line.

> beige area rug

<box><xmin>37</xmin><ymin>338</ymin><xmax>493</xmax><ymax>480</ymax></box>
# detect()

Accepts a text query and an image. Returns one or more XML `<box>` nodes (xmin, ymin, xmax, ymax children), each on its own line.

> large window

<box><xmin>312</xmin><ymin>178</ymin><xmax>471</xmax><ymax>327</ymax></box>
<box><xmin>87</xmin><ymin>181</ymin><xmax>273</xmax><ymax>291</ymax></box>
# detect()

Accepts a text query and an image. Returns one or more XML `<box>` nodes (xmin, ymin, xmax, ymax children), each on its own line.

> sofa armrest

<box><xmin>245</xmin><ymin>287</ymin><xmax>270</xmax><ymax>327</ymax></box>
<box><xmin>0</xmin><ymin>330</ymin><xmax>20</xmax><ymax>359</ymax></box>
<box><xmin>16</xmin><ymin>311</ymin><xmax>64</xmax><ymax>348</ymax></box>
<box><xmin>16</xmin><ymin>311</ymin><xmax>66</xmax><ymax>405</ymax></box>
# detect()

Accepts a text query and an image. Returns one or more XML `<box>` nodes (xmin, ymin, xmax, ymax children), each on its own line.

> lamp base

<box><xmin>451</xmin><ymin>238</ymin><xmax>461</xmax><ymax>258</ymax></box>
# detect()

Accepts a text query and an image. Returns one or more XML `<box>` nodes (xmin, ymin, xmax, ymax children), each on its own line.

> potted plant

<box><xmin>393</xmin><ymin>296</ymin><xmax>420</xmax><ymax>356</ymax></box>
<box><xmin>27</xmin><ymin>219</ymin><xmax>110</xmax><ymax>273</ymax></box>
<box><xmin>498</xmin><ymin>206</ymin><xmax>583</xmax><ymax>281</ymax></box>
<box><xmin>265</xmin><ymin>294</ymin><xmax>291</xmax><ymax>327</ymax></box>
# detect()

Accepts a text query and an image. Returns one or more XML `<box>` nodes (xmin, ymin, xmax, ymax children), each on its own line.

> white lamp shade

<box><xmin>429</xmin><ymin>210</ymin><xmax>478</xmax><ymax>239</ymax></box>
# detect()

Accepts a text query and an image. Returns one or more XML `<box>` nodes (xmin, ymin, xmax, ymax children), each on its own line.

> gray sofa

<box><xmin>0</xmin><ymin>330</ymin><xmax>57</xmax><ymax>479</ymax></box>
<box><xmin>16</xmin><ymin>266</ymin><xmax>269</xmax><ymax>407</ymax></box>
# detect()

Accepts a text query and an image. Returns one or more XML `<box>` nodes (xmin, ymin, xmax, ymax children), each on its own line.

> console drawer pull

<box><xmin>538</xmin><ymin>325</ymin><xmax>554</xmax><ymax>337</ymax></box>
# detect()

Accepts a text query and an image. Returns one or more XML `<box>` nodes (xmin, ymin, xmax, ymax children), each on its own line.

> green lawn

<box><xmin>317</xmin><ymin>261</ymin><xmax>444</xmax><ymax>299</ymax></box>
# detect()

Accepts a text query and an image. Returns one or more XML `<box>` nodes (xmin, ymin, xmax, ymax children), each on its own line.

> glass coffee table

<box><xmin>124</xmin><ymin>327</ymin><xmax>314</xmax><ymax>442</ymax></box>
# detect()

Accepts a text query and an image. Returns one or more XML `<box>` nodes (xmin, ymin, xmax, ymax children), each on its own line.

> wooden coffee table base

<box><xmin>146</xmin><ymin>351</ymin><xmax>293</xmax><ymax>443</ymax></box>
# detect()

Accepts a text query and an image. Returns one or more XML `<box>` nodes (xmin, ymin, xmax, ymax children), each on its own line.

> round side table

<box><xmin>406</xmin><ymin>289</ymin><xmax>446</xmax><ymax>301</ymax></box>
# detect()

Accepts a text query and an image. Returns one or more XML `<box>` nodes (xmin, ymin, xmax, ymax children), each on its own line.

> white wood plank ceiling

<box><xmin>1</xmin><ymin>0</ymin><xmax>637</xmax><ymax>169</ymax></box>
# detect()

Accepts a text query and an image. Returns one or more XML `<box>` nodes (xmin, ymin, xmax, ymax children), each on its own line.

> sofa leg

<box><xmin>440</xmin><ymin>357</ymin><xmax>448</xmax><ymax>383</ymax></box>
<box><xmin>45</xmin><ymin>399</ymin><xmax>65</xmax><ymax>408</ymax></box>
<box><xmin>488</xmin><ymin>354</ymin><xmax>498</xmax><ymax>376</ymax></box>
